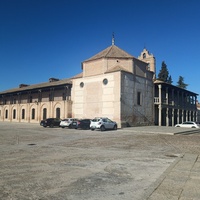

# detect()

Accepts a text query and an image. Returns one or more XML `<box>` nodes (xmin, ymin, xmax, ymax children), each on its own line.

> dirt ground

<box><xmin>1</xmin><ymin>122</ymin><xmax>200</xmax><ymax>200</ymax></box>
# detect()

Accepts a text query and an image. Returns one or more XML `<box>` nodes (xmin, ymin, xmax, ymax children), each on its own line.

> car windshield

<box><xmin>62</xmin><ymin>119</ymin><xmax>70</xmax><ymax>122</ymax></box>
<box><xmin>92</xmin><ymin>118</ymin><xmax>100</xmax><ymax>122</ymax></box>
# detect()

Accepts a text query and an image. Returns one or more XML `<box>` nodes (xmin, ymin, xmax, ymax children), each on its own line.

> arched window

<box><xmin>32</xmin><ymin>108</ymin><xmax>35</xmax><ymax>119</ymax></box>
<box><xmin>143</xmin><ymin>53</ymin><xmax>146</xmax><ymax>59</ymax></box>
<box><xmin>56</xmin><ymin>108</ymin><xmax>60</xmax><ymax>119</ymax></box>
<box><xmin>5</xmin><ymin>110</ymin><xmax>8</xmax><ymax>119</ymax></box>
<box><xmin>22</xmin><ymin>109</ymin><xmax>25</xmax><ymax>119</ymax></box>
<box><xmin>13</xmin><ymin>109</ymin><xmax>16</xmax><ymax>119</ymax></box>
<box><xmin>43</xmin><ymin>108</ymin><xmax>47</xmax><ymax>120</ymax></box>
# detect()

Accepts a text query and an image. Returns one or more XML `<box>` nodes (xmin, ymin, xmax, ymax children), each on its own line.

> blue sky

<box><xmin>0</xmin><ymin>0</ymin><xmax>200</xmax><ymax>100</ymax></box>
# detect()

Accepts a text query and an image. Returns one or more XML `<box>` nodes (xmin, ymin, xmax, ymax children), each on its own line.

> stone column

<box><xmin>181</xmin><ymin>110</ymin><xmax>184</xmax><ymax>123</ymax></box>
<box><xmin>158</xmin><ymin>84</ymin><xmax>162</xmax><ymax>126</ymax></box>
<box><xmin>177</xmin><ymin>109</ymin><xmax>180</xmax><ymax>124</ymax></box>
<box><xmin>166</xmin><ymin>107</ymin><xmax>169</xmax><ymax>126</ymax></box>
<box><xmin>172</xmin><ymin>108</ymin><xmax>174</xmax><ymax>126</ymax></box>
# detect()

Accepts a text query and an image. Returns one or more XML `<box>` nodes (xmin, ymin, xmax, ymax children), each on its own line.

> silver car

<box><xmin>90</xmin><ymin>117</ymin><xmax>117</xmax><ymax>131</ymax></box>
<box><xmin>175</xmin><ymin>121</ymin><xmax>200</xmax><ymax>128</ymax></box>
<box><xmin>60</xmin><ymin>118</ymin><xmax>78</xmax><ymax>128</ymax></box>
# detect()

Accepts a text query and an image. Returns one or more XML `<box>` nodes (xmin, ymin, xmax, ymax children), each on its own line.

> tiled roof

<box><xmin>84</xmin><ymin>45</ymin><xmax>134</xmax><ymax>62</ymax></box>
<box><xmin>154</xmin><ymin>80</ymin><xmax>198</xmax><ymax>95</ymax></box>
<box><xmin>105</xmin><ymin>65</ymin><xmax>132</xmax><ymax>74</ymax></box>
<box><xmin>0</xmin><ymin>78</ymin><xmax>72</xmax><ymax>95</ymax></box>
<box><xmin>71</xmin><ymin>72</ymin><xmax>83</xmax><ymax>79</ymax></box>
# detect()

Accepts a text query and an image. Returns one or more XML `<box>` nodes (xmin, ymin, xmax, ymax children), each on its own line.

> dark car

<box><xmin>40</xmin><ymin>120</ymin><xmax>45</xmax><ymax>126</ymax></box>
<box><xmin>71</xmin><ymin>119</ymin><xmax>91</xmax><ymax>129</ymax></box>
<box><xmin>41</xmin><ymin>118</ymin><xmax>61</xmax><ymax>128</ymax></box>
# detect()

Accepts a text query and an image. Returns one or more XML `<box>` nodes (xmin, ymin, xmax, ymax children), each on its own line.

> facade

<box><xmin>0</xmin><ymin>42</ymin><xmax>198</xmax><ymax>127</ymax></box>
<box><xmin>71</xmin><ymin>45</ymin><xmax>154</xmax><ymax>127</ymax></box>
<box><xmin>154</xmin><ymin>80</ymin><xmax>198</xmax><ymax>126</ymax></box>
<box><xmin>0</xmin><ymin>78</ymin><xmax>72</xmax><ymax>123</ymax></box>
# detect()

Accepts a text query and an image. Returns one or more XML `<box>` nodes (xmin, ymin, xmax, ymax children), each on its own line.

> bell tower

<box><xmin>138</xmin><ymin>48</ymin><xmax>156</xmax><ymax>79</ymax></box>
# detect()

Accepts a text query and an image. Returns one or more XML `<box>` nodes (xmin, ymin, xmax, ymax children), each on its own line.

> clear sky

<box><xmin>0</xmin><ymin>0</ymin><xmax>200</xmax><ymax>100</ymax></box>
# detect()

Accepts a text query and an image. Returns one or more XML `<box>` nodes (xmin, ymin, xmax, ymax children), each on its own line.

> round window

<box><xmin>80</xmin><ymin>82</ymin><xmax>84</xmax><ymax>88</ymax></box>
<box><xmin>103</xmin><ymin>78</ymin><xmax>108</xmax><ymax>85</ymax></box>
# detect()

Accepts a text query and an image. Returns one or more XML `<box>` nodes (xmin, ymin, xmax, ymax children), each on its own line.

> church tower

<box><xmin>138</xmin><ymin>48</ymin><xmax>156</xmax><ymax>79</ymax></box>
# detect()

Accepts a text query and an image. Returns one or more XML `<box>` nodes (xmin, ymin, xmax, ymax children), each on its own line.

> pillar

<box><xmin>158</xmin><ymin>84</ymin><xmax>162</xmax><ymax>126</ymax></box>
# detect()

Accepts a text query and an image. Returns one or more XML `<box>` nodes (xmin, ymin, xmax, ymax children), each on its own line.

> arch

<box><xmin>56</xmin><ymin>107</ymin><xmax>60</xmax><ymax>119</ymax></box>
<box><xmin>43</xmin><ymin>108</ymin><xmax>47</xmax><ymax>120</ymax></box>
<box><xmin>11</xmin><ymin>105</ymin><xmax>18</xmax><ymax>121</ymax></box>
<box><xmin>31</xmin><ymin>108</ymin><xmax>35</xmax><ymax>119</ymax></box>
<box><xmin>40</xmin><ymin>103</ymin><xmax>48</xmax><ymax>120</ymax></box>
<box><xmin>53</xmin><ymin>102</ymin><xmax>62</xmax><ymax>119</ymax></box>
<box><xmin>3</xmin><ymin>106</ymin><xmax>9</xmax><ymax>120</ymax></box>
<box><xmin>29</xmin><ymin>104</ymin><xmax>38</xmax><ymax>121</ymax></box>
<box><xmin>13</xmin><ymin>109</ymin><xmax>16</xmax><ymax>119</ymax></box>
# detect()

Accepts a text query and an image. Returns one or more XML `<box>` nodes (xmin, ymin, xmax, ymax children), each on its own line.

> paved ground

<box><xmin>0</xmin><ymin>122</ymin><xmax>200</xmax><ymax>200</ymax></box>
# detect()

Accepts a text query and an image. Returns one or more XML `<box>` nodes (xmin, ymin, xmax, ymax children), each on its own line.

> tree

<box><xmin>157</xmin><ymin>61</ymin><xmax>169</xmax><ymax>82</ymax></box>
<box><xmin>167</xmin><ymin>75</ymin><xmax>173</xmax><ymax>84</ymax></box>
<box><xmin>177</xmin><ymin>76</ymin><xmax>188</xmax><ymax>89</ymax></box>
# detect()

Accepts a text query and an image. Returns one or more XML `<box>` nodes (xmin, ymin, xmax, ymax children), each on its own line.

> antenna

<box><xmin>112</xmin><ymin>32</ymin><xmax>115</xmax><ymax>45</ymax></box>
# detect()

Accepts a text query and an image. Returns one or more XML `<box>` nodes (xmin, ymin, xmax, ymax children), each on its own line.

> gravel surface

<box><xmin>0</xmin><ymin>122</ymin><xmax>200</xmax><ymax>200</ymax></box>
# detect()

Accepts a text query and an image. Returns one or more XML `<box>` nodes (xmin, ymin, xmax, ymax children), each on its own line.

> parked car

<box><xmin>71</xmin><ymin>119</ymin><xmax>91</xmax><ymax>129</ymax></box>
<box><xmin>40</xmin><ymin>120</ymin><xmax>45</xmax><ymax>126</ymax></box>
<box><xmin>42</xmin><ymin>118</ymin><xmax>61</xmax><ymax>128</ymax></box>
<box><xmin>175</xmin><ymin>121</ymin><xmax>200</xmax><ymax>128</ymax></box>
<box><xmin>90</xmin><ymin>117</ymin><xmax>117</xmax><ymax>131</ymax></box>
<box><xmin>60</xmin><ymin>118</ymin><xmax>78</xmax><ymax>128</ymax></box>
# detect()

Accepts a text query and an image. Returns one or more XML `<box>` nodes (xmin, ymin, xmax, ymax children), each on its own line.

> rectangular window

<box><xmin>137</xmin><ymin>92</ymin><xmax>142</xmax><ymax>105</ymax></box>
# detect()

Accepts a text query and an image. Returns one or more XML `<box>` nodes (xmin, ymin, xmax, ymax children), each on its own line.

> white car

<box><xmin>175</xmin><ymin>121</ymin><xmax>200</xmax><ymax>128</ymax></box>
<box><xmin>60</xmin><ymin>118</ymin><xmax>78</xmax><ymax>128</ymax></box>
<box><xmin>90</xmin><ymin>117</ymin><xmax>117</xmax><ymax>131</ymax></box>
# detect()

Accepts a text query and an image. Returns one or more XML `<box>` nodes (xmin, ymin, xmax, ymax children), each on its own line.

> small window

<box><xmin>32</xmin><ymin>108</ymin><xmax>35</xmax><ymax>119</ymax></box>
<box><xmin>22</xmin><ymin>109</ymin><xmax>25</xmax><ymax>119</ymax></box>
<box><xmin>103</xmin><ymin>78</ymin><xmax>108</xmax><ymax>85</ymax></box>
<box><xmin>5</xmin><ymin>110</ymin><xmax>8</xmax><ymax>119</ymax></box>
<box><xmin>80</xmin><ymin>82</ymin><xmax>84</xmax><ymax>88</ymax></box>
<box><xmin>56</xmin><ymin>107</ymin><xmax>60</xmax><ymax>119</ymax></box>
<box><xmin>143</xmin><ymin>53</ymin><xmax>146</xmax><ymax>59</ymax></box>
<box><xmin>13</xmin><ymin>109</ymin><xmax>16</xmax><ymax>119</ymax></box>
<box><xmin>137</xmin><ymin>92</ymin><xmax>142</xmax><ymax>105</ymax></box>
<box><xmin>43</xmin><ymin>108</ymin><xmax>47</xmax><ymax>120</ymax></box>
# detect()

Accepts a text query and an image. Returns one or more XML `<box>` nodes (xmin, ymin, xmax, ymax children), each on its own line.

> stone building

<box><xmin>0</xmin><ymin>43</ymin><xmax>155</xmax><ymax>127</ymax></box>
<box><xmin>71</xmin><ymin>44</ymin><xmax>154</xmax><ymax>127</ymax></box>
<box><xmin>0</xmin><ymin>42</ymin><xmax>198</xmax><ymax>127</ymax></box>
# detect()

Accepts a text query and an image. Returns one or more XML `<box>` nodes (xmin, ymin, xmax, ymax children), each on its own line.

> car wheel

<box><xmin>69</xmin><ymin>124</ymin><xmax>72</xmax><ymax>129</ymax></box>
<box><xmin>91</xmin><ymin>129</ymin><xmax>94</xmax><ymax>131</ymax></box>
<box><xmin>113</xmin><ymin>125</ymin><xmax>117</xmax><ymax>130</ymax></box>
<box><xmin>100</xmin><ymin>126</ymin><xmax>106</xmax><ymax>131</ymax></box>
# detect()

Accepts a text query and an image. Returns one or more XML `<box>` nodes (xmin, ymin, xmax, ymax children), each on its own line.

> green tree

<box><xmin>177</xmin><ymin>76</ymin><xmax>188</xmax><ymax>89</ymax></box>
<box><xmin>157</xmin><ymin>61</ymin><xmax>169</xmax><ymax>82</ymax></box>
<box><xmin>167</xmin><ymin>75</ymin><xmax>173</xmax><ymax>84</ymax></box>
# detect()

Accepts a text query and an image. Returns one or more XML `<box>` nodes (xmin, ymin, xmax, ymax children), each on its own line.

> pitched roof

<box><xmin>84</xmin><ymin>45</ymin><xmax>134</xmax><ymax>62</ymax></box>
<box><xmin>105</xmin><ymin>65</ymin><xmax>132</xmax><ymax>74</ymax></box>
<box><xmin>0</xmin><ymin>78</ymin><xmax>72</xmax><ymax>95</ymax></box>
